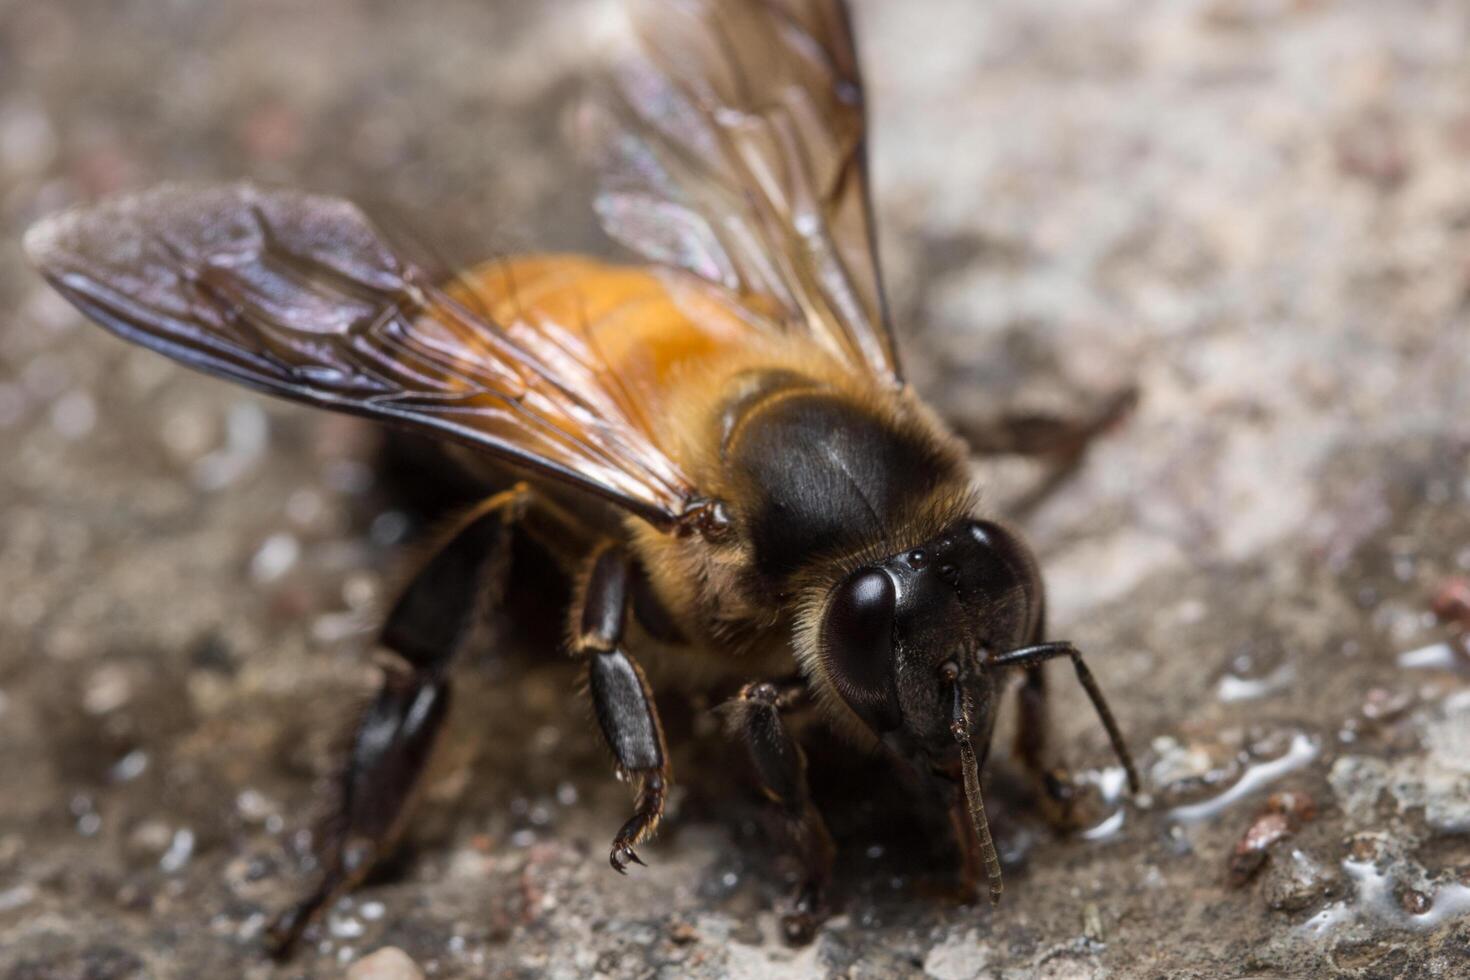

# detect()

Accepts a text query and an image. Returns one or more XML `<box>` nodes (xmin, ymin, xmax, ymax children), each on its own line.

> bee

<box><xmin>24</xmin><ymin>0</ymin><xmax>1140</xmax><ymax>956</ymax></box>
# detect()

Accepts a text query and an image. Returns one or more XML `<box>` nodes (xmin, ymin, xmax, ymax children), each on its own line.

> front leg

<box><xmin>730</xmin><ymin>679</ymin><xmax>835</xmax><ymax>944</ymax></box>
<box><xmin>571</xmin><ymin>543</ymin><xmax>670</xmax><ymax>872</ymax></box>
<box><xmin>991</xmin><ymin>641</ymin><xmax>1140</xmax><ymax>797</ymax></box>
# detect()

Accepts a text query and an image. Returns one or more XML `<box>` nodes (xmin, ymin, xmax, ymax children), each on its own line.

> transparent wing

<box><xmin>583</xmin><ymin>0</ymin><xmax>902</xmax><ymax>385</ymax></box>
<box><xmin>24</xmin><ymin>182</ymin><xmax>699</xmax><ymax>528</ymax></box>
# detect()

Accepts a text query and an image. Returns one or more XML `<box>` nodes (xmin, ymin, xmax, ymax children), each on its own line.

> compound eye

<box><xmin>820</xmin><ymin>567</ymin><xmax>902</xmax><ymax>732</ymax></box>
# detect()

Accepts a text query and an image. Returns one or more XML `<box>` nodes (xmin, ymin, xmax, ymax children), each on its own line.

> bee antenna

<box><xmin>944</xmin><ymin>664</ymin><xmax>1002</xmax><ymax>905</ymax></box>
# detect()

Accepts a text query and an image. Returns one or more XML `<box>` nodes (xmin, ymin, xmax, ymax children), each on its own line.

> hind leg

<box><xmin>957</xmin><ymin>385</ymin><xmax>1138</xmax><ymax>518</ymax></box>
<box><xmin>959</xmin><ymin>386</ymin><xmax>1138</xmax><ymax>458</ymax></box>
<box><xmin>265</xmin><ymin>485</ymin><xmax>530</xmax><ymax>958</ymax></box>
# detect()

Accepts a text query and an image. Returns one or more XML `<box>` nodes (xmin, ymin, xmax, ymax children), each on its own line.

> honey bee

<box><xmin>24</xmin><ymin>0</ymin><xmax>1140</xmax><ymax>956</ymax></box>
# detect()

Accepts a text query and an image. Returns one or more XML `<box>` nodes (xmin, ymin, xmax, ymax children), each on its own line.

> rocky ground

<box><xmin>3</xmin><ymin>0</ymin><xmax>1470</xmax><ymax>977</ymax></box>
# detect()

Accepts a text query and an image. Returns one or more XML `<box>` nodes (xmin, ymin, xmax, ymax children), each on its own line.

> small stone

<box><xmin>1431</xmin><ymin>577</ymin><xmax>1470</xmax><ymax>630</ymax></box>
<box><xmin>1263</xmin><ymin>849</ymin><xmax>1336</xmax><ymax>912</ymax></box>
<box><xmin>347</xmin><ymin>947</ymin><xmax>425</xmax><ymax>980</ymax></box>
<box><xmin>1228</xmin><ymin>811</ymin><xmax>1292</xmax><ymax>886</ymax></box>
<box><xmin>83</xmin><ymin>664</ymin><xmax>132</xmax><ymax>715</ymax></box>
<box><xmin>159</xmin><ymin>828</ymin><xmax>196</xmax><ymax>873</ymax></box>
<box><xmin>1328</xmin><ymin>756</ymin><xmax>1390</xmax><ymax>827</ymax></box>
<box><xmin>1347</xmin><ymin>832</ymin><xmax>1387</xmax><ymax>864</ymax></box>
<box><xmin>250</xmin><ymin>532</ymin><xmax>300</xmax><ymax>584</ymax></box>
<box><xmin>1399</xmin><ymin>888</ymin><xmax>1432</xmax><ymax>916</ymax></box>
<box><xmin>1148</xmin><ymin>735</ymin><xmax>1242</xmax><ymax>808</ymax></box>
<box><xmin>668</xmin><ymin>920</ymin><xmax>699</xmax><ymax>945</ymax></box>
<box><xmin>1360</xmin><ymin>688</ymin><xmax>1413</xmax><ymax>725</ymax></box>
<box><xmin>923</xmin><ymin>928</ymin><xmax>990</xmax><ymax>980</ymax></box>
<box><xmin>1227</xmin><ymin>791</ymin><xmax>1316</xmax><ymax>886</ymax></box>
<box><xmin>1081</xmin><ymin>902</ymin><xmax>1104</xmax><ymax>942</ymax></box>
<box><xmin>50</xmin><ymin>391</ymin><xmax>97</xmax><ymax>439</ymax></box>
<box><xmin>1264</xmin><ymin>791</ymin><xmax>1317</xmax><ymax>823</ymax></box>
<box><xmin>1379</xmin><ymin>697</ymin><xmax>1470</xmax><ymax>833</ymax></box>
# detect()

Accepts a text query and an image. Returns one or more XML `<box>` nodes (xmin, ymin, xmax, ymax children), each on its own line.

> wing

<box><xmin>583</xmin><ymin>0</ymin><xmax>902</xmax><ymax>385</ymax></box>
<box><xmin>24</xmin><ymin>182</ymin><xmax>703</xmax><ymax>529</ymax></box>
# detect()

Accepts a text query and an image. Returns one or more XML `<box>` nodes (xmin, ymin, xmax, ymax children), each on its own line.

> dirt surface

<box><xmin>4</xmin><ymin>1</ymin><xmax>1470</xmax><ymax>977</ymax></box>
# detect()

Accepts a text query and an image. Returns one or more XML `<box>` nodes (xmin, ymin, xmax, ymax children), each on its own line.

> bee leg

<box><xmin>572</xmin><ymin>543</ymin><xmax>670</xmax><ymax>874</ymax></box>
<box><xmin>1014</xmin><ymin>663</ymin><xmax>1048</xmax><ymax>775</ymax></box>
<box><xmin>732</xmin><ymin>679</ymin><xmax>834</xmax><ymax>945</ymax></box>
<box><xmin>1011</xmin><ymin>663</ymin><xmax>1086</xmax><ymax>828</ymax></box>
<box><xmin>964</xmin><ymin>385</ymin><xmax>1138</xmax><ymax>457</ymax></box>
<box><xmin>989</xmin><ymin>641</ymin><xmax>1141</xmax><ymax>808</ymax></box>
<box><xmin>265</xmin><ymin>486</ymin><xmax>528</xmax><ymax>959</ymax></box>
<box><xmin>1010</xmin><ymin>610</ymin><xmax>1072</xmax><ymax>826</ymax></box>
<box><xmin>959</xmin><ymin>386</ymin><xmax>1138</xmax><ymax>517</ymax></box>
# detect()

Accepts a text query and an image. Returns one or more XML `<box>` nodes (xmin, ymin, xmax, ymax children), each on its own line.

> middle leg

<box><xmin>729</xmin><ymin>679</ymin><xmax>835</xmax><ymax>944</ymax></box>
<box><xmin>1009</xmin><ymin>610</ymin><xmax>1130</xmax><ymax>830</ymax></box>
<box><xmin>991</xmin><ymin>641</ymin><xmax>1140</xmax><ymax>797</ymax></box>
<box><xmin>1011</xmin><ymin>663</ymin><xmax>1086</xmax><ymax>828</ymax></box>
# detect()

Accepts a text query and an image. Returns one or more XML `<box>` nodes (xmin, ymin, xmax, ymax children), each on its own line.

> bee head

<box><xmin>815</xmin><ymin>518</ymin><xmax>1041</xmax><ymax>759</ymax></box>
<box><xmin>812</xmin><ymin>518</ymin><xmax>1042</xmax><ymax>902</ymax></box>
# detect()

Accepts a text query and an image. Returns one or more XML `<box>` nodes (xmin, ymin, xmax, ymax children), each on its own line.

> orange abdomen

<box><xmin>452</xmin><ymin>256</ymin><xmax>769</xmax><ymax>456</ymax></box>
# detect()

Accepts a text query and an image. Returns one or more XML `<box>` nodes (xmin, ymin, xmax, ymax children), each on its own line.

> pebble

<box><xmin>108</xmin><ymin>749</ymin><xmax>149</xmax><ymax>783</ymax></box>
<box><xmin>159</xmin><ymin>828</ymin><xmax>195</xmax><ymax>873</ymax></box>
<box><xmin>1263</xmin><ymin>849</ymin><xmax>1337</xmax><ymax>912</ymax></box>
<box><xmin>1227</xmin><ymin>790</ymin><xmax>1317</xmax><ymax>887</ymax></box>
<box><xmin>1431</xmin><ymin>577</ymin><xmax>1470</xmax><ymax>630</ymax></box>
<box><xmin>49</xmin><ymin>391</ymin><xmax>96</xmax><ymax>439</ymax></box>
<box><xmin>347</xmin><ymin>947</ymin><xmax>425</xmax><ymax>980</ymax></box>
<box><xmin>83</xmin><ymin>665</ymin><xmax>132</xmax><ymax>715</ymax></box>
<box><xmin>1360</xmin><ymin>687</ymin><xmax>1413</xmax><ymax>725</ymax></box>
<box><xmin>1328</xmin><ymin>756</ymin><xmax>1389</xmax><ymax>827</ymax></box>
<box><xmin>1148</xmin><ymin>735</ymin><xmax>1241</xmax><ymax>808</ymax></box>
<box><xmin>1399</xmin><ymin>888</ymin><xmax>1432</xmax><ymax>916</ymax></box>
<box><xmin>1336</xmin><ymin>696</ymin><xmax>1470</xmax><ymax>835</ymax></box>
<box><xmin>923</xmin><ymin>929</ymin><xmax>991</xmax><ymax>980</ymax></box>
<box><xmin>1413</xmin><ymin>696</ymin><xmax>1470</xmax><ymax>833</ymax></box>
<box><xmin>250</xmin><ymin>532</ymin><xmax>300</xmax><ymax>584</ymax></box>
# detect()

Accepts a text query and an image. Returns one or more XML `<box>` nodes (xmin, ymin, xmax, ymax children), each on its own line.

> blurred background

<box><xmin>2</xmin><ymin>1</ymin><xmax>1469</xmax><ymax>977</ymax></box>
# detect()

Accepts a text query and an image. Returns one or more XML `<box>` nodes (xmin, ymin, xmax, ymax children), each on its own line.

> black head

<box><xmin>813</xmin><ymin>517</ymin><xmax>1040</xmax><ymax>904</ymax></box>
<box><xmin>814</xmin><ymin>517</ymin><xmax>1139</xmax><ymax>904</ymax></box>
<box><xmin>817</xmin><ymin>518</ymin><xmax>1041</xmax><ymax>761</ymax></box>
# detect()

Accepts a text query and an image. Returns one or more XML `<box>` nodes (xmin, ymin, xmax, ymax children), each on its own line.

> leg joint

<box><xmin>576</xmin><ymin>544</ymin><xmax>631</xmax><ymax>655</ymax></box>
<box><xmin>740</xmin><ymin>680</ymin><xmax>782</xmax><ymax>706</ymax></box>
